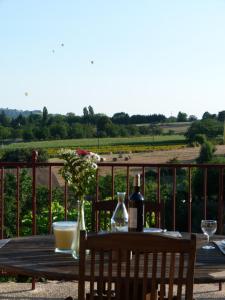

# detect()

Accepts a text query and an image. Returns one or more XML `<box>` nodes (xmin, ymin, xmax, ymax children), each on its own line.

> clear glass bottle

<box><xmin>111</xmin><ymin>192</ymin><xmax>128</xmax><ymax>232</ymax></box>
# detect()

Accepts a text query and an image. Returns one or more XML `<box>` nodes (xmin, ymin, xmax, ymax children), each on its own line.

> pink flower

<box><xmin>76</xmin><ymin>148</ymin><xmax>90</xmax><ymax>156</ymax></box>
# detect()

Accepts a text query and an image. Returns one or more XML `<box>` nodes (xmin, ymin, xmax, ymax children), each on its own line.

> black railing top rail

<box><xmin>0</xmin><ymin>162</ymin><xmax>64</xmax><ymax>167</ymax></box>
<box><xmin>98</xmin><ymin>162</ymin><xmax>225</xmax><ymax>168</ymax></box>
<box><xmin>1</xmin><ymin>161</ymin><xmax>224</xmax><ymax>168</ymax></box>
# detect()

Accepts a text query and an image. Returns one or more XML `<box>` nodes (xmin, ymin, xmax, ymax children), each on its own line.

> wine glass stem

<box><xmin>207</xmin><ymin>234</ymin><xmax>210</xmax><ymax>245</ymax></box>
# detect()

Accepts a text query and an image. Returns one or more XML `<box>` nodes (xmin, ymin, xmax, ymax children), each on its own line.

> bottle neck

<box><xmin>134</xmin><ymin>186</ymin><xmax>140</xmax><ymax>193</ymax></box>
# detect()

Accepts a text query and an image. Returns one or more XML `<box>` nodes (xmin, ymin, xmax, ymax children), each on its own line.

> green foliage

<box><xmin>0</xmin><ymin>148</ymin><xmax>49</xmax><ymax>162</ymax></box>
<box><xmin>185</xmin><ymin>119</ymin><xmax>223</xmax><ymax>143</ymax></box>
<box><xmin>196</xmin><ymin>141</ymin><xmax>215</xmax><ymax>163</ymax></box>
<box><xmin>0</xmin><ymin>125</ymin><xmax>11</xmax><ymax>139</ymax></box>
<box><xmin>194</xmin><ymin>134</ymin><xmax>207</xmax><ymax>145</ymax></box>
<box><xmin>177</xmin><ymin>111</ymin><xmax>187</xmax><ymax>122</ymax></box>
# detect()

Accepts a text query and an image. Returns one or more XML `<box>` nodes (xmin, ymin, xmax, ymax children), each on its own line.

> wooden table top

<box><xmin>0</xmin><ymin>233</ymin><xmax>225</xmax><ymax>283</ymax></box>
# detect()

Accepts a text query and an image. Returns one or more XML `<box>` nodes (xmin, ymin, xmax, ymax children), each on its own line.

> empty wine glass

<box><xmin>201</xmin><ymin>220</ymin><xmax>217</xmax><ymax>249</ymax></box>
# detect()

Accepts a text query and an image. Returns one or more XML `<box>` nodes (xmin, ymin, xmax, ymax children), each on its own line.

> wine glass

<box><xmin>201</xmin><ymin>220</ymin><xmax>217</xmax><ymax>249</ymax></box>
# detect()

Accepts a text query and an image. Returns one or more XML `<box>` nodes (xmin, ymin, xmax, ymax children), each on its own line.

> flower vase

<box><xmin>72</xmin><ymin>199</ymin><xmax>86</xmax><ymax>259</ymax></box>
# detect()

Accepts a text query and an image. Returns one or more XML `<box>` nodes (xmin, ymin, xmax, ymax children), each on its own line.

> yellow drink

<box><xmin>53</xmin><ymin>221</ymin><xmax>77</xmax><ymax>253</ymax></box>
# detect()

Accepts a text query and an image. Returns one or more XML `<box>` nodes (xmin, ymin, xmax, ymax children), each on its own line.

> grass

<box><xmin>0</xmin><ymin>135</ymin><xmax>187</xmax><ymax>155</ymax></box>
<box><xmin>2</xmin><ymin>135</ymin><xmax>185</xmax><ymax>149</ymax></box>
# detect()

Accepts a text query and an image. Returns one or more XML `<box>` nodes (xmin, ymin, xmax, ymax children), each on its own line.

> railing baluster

<box><xmin>222</xmin><ymin>167</ymin><xmax>224</xmax><ymax>233</ymax></box>
<box><xmin>172</xmin><ymin>167</ymin><xmax>176</xmax><ymax>231</ymax></box>
<box><xmin>188</xmin><ymin>167</ymin><xmax>192</xmax><ymax>233</ymax></box>
<box><xmin>126</xmin><ymin>166</ymin><xmax>130</xmax><ymax>206</ymax></box>
<box><xmin>203</xmin><ymin>168</ymin><xmax>207</xmax><ymax>220</ymax></box>
<box><xmin>48</xmin><ymin>166</ymin><xmax>52</xmax><ymax>234</ymax></box>
<box><xmin>111</xmin><ymin>166</ymin><xmax>114</xmax><ymax>201</ymax></box>
<box><xmin>64</xmin><ymin>181</ymin><xmax>68</xmax><ymax>221</ymax></box>
<box><xmin>142</xmin><ymin>166</ymin><xmax>145</xmax><ymax>197</ymax></box>
<box><xmin>157</xmin><ymin>167</ymin><xmax>161</xmax><ymax>227</ymax></box>
<box><xmin>92</xmin><ymin>168</ymin><xmax>99</xmax><ymax>232</ymax></box>
<box><xmin>32</xmin><ymin>151</ymin><xmax>38</xmax><ymax>235</ymax></box>
<box><xmin>0</xmin><ymin>168</ymin><xmax>4</xmax><ymax>239</ymax></box>
<box><xmin>218</xmin><ymin>167</ymin><xmax>224</xmax><ymax>234</ymax></box>
<box><xmin>16</xmin><ymin>167</ymin><xmax>20</xmax><ymax>237</ymax></box>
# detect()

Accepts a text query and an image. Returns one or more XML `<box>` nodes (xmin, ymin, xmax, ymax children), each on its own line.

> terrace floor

<box><xmin>0</xmin><ymin>281</ymin><xmax>225</xmax><ymax>300</ymax></box>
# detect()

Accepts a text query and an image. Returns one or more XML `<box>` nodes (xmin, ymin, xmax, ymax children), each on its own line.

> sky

<box><xmin>0</xmin><ymin>0</ymin><xmax>225</xmax><ymax>118</ymax></box>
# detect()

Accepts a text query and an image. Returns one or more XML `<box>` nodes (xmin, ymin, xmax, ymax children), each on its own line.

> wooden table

<box><xmin>0</xmin><ymin>234</ymin><xmax>225</xmax><ymax>284</ymax></box>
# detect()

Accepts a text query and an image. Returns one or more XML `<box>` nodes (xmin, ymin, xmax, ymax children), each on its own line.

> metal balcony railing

<box><xmin>0</xmin><ymin>152</ymin><xmax>224</xmax><ymax>238</ymax></box>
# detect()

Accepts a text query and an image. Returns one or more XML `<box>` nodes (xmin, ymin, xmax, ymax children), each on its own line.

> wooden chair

<box><xmin>91</xmin><ymin>200</ymin><xmax>117</xmax><ymax>232</ymax></box>
<box><xmin>78</xmin><ymin>231</ymin><xmax>196</xmax><ymax>300</ymax></box>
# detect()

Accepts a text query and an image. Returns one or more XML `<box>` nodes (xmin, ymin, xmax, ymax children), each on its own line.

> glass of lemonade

<box><xmin>52</xmin><ymin>221</ymin><xmax>77</xmax><ymax>254</ymax></box>
<box><xmin>201</xmin><ymin>220</ymin><xmax>217</xmax><ymax>250</ymax></box>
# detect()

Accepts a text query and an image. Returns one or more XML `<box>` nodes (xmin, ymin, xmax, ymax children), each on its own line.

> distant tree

<box><xmin>194</xmin><ymin>134</ymin><xmax>207</xmax><ymax>145</ymax></box>
<box><xmin>68</xmin><ymin>123</ymin><xmax>84</xmax><ymax>138</ymax></box>
<box><xmin>49</xmin><ymin>123</ymin><xmax>68</xmax><ymax>139</ymax></box>
<box><xmin>177</xmin><ymin>111</ymin><xmax>187</xmax><ymax>122</ymax></box>
<box><xmin>0</xmin><ymin>126</ymin><xmax>11</xmax><ymax>139</ymax></box>
<box><xmin>218</xmin><ymin>110</ymin><xmax>225</xmax><ymax>122</ymax></box>
<box><xmin>23</xmin><ymin>129</ymin><xmax>34</xmax><ymax>141</ymax></box>
<box><xmin>83</xmin><ymin>107</ymin><xmax>89</xmax><ymax>117</ymax></box>
<box><xmin>147</xmin><ymin>114</ymin><xmax>166</xmax><ymax>123</ymax></box>
<box><xmin>119</xmin><ymin>126</ymin><xmax>129</xmax><ymax>137</ymax></box>
<box><xmin>112</xmin><ymin>112</ymin><xmax>130</xmax><ymax>124</ymax></box>
<box><xmin>96</xmin><ymin>115</ymin><xmax>112</xmax><ymax>132</ymax></box>
<box><xmin>202</xmin><ymin>111</ymin><xmax>217</xmax><ymax>120</ymax></box>
<box><xmin>188</xmin><ymin>115</ymin><xmax>197</xmax><ymax>122</ymax></box>
<box><xmin>185</xmin><ymin>119</ymin><xmax>223</xmax><ymax>143</ymax></box>
<box><xmin>11</xmin><ymin>114</ymin><xmax>26</xmax><ymax>128</ymax></box>
<box><xmin>82</xmin><ymin>124</ymin><xmax>96</xmax><ymax>138</ymax></box>
<box><xmin>28</xmin><ymin>113</ymin><xmax>42</xmax><ymax>124</ymax></box>
<box><xmin>105</xmin><ymin>123</ymin><xmax>120</xmax><ymax>137</ymax></box>
<box><xmin>88</xmin><ymin>105</ymin><xmax>94</xmax><ymax>116</ymax></box>
<box><xmin>33</xmin><ymin>126</ymin><xmax>49</xmax><ymax>140</ymax></box>
<box><xmin>42</xmin><ymin>106</ymin><xmax>48</xmax><ymax>124</ymax></box>
<box><xmin>0</xmin><ymin>111</ymin><xmax>10</xmax><ymax>126</ymax></box>
<box><xmin>196</xmin><ymin>141</ymin><xmax>215</xmax><ymax>163</ymax></box>
<box><xmin>10</xmin><ymin>128</ymin><xmax>23</xmax><ymax>139</ymax></box>
<box><xmin>66</xmin><ymin>113</ymin><xmax>82</xmax><ymax>125</ymax></box>
<box><xmin>167</xmin><ymin>116</ymin><xmax>177</xmax><ymax>123</ymax></box>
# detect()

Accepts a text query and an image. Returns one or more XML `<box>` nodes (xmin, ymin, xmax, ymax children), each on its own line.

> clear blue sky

<box><xmin>1</xmin><ymin>0</ymin><xmax>225</xmax><ymax>118</ymax></box>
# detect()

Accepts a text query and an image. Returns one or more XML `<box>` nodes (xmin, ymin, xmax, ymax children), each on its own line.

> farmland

<box><xmin>1</xmin><ymin>135</ymin><xmax>186</xmax><ymax>156</ymax></box>
<box><xmin>137</xmin><ymin>122</ymin><xmax>191</xmax><ymax>134</ymax></box>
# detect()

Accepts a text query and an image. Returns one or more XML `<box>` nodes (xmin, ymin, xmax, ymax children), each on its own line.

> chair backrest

<box><xmin>78</xmin><ymin>231</ymin><xmax>196</xmax><ymax>300</ymax></box>
<box><xmin>92</xmin><ymin>200</ymin><xmax>117</xmax><ymax>232</ymax></box>
<box><xmin>92</xmin><ymin>200</ymin><xmax>165</xmax><ymax>232</ymax></box>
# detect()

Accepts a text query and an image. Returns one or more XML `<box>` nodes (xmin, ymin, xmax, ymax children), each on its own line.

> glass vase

<box><xmin>111</xmin><ymin>192</ymin><xmax>128</xmax><ymax>232</ymax></box>
<box><xmin>72</xmin><ymin>199</ymin><xmax>86</xmax><ymax>259</ymax></box>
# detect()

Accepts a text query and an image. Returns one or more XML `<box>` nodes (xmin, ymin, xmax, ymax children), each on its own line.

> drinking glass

<box><xmin>52</xmin><ymin>221</ymin><xmax>77</xmax><ymax>254</ymax></box>
<box><xmin>201</xmin><ymin>220</ymin><xmax>217</xmax><ymax>249</ymax></box>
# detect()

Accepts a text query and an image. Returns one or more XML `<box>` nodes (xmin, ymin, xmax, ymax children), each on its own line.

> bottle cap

<box><xmin>133</xmin><ymin>174</ymin><xmax>141</xmax><ymax>187</ymax></box>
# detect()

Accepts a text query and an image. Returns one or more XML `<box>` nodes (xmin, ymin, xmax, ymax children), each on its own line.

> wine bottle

<box><xmin>128</xmin><ymin>174</ymin><xmax>144</xmax><ymax>232</ymax></box>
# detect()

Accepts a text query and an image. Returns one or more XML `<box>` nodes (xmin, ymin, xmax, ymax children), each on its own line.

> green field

<box><xmin>1</xmin><ymin>135</ymin><xmax>186</xmax><ymax>155</ymax></box>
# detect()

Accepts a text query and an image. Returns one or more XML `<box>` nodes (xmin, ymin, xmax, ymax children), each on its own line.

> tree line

<box><xmin>0</xmin><ymin>106</ymin><xmax>224</xmax><ymax>141</ymax></box>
